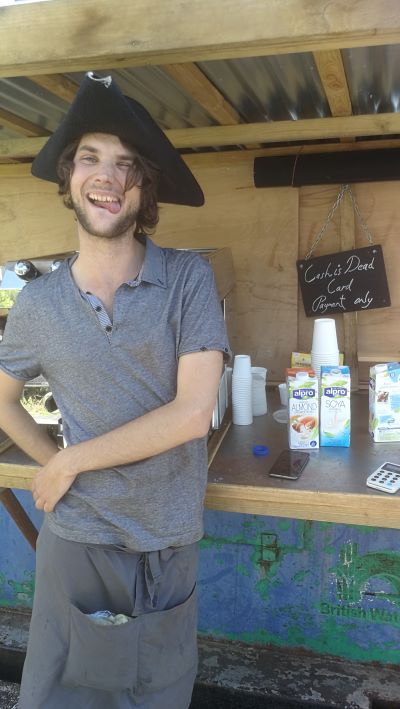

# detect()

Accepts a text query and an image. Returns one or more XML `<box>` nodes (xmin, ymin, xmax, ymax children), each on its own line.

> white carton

<box><xmin>369</xmin><ymin>363</ymin><xmax>400</xmax><ymax>442</ymax></box>
<box><xmin>286</xmin><ymin>368</ymin><xmax>319</xmax><ymax>449</ymax></box>
<box><xmin>320</xmin><ymin>366</ymin><xmax>351</xmax><ymax>447</ymax></box>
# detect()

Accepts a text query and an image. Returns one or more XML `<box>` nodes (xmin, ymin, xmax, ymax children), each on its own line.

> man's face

<box><xmin>70</xmin><ymin>133</ymin><xmax>141</xmax><ymax>239</ymax></box>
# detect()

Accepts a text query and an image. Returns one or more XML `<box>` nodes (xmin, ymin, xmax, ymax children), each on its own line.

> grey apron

<box><xmin>18</xmin><ymin>521</ymin><xmax>199</xmax><ymax>709</ymax></box>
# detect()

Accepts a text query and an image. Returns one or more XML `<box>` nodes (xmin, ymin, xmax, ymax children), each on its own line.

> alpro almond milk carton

<box><xmin>286</xmin><ymin>368</ymin><xmax>319</xmax><ymax>449</ymax></box>
<box><xmin>369</xmin><ymin>363</ymin><xmax>400</xmax><ymax>442</ymax></box>
<box><xmin>320</xmin><ymin>366</ymin><xmax>351</xmax><ymax>447</ymax></box>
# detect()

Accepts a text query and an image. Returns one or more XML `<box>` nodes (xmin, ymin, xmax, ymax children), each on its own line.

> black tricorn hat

<box><xmin>31</xmin><ymin>72</ymin><xmax>204</xmax><ymax>207</ymax></box>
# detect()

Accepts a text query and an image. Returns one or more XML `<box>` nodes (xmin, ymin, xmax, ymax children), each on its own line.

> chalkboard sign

<box><xmin>297</xmin><ymin>245</ymin><xmax>391</xmax><ymax>317</ymax></box>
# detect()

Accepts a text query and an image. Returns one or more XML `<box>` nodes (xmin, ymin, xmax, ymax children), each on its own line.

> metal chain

<box><xmin>304</xmin><ymin>184</ymin><xmax>374</xmax><ymax>261</ymax></box>
<box><xmin>347</xmin><ymin>188</ymin><xmax>374</xmax><ymax>245</ymax></box>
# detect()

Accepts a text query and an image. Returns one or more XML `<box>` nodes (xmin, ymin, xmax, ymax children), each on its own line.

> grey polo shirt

<box><xmin>0</xmin><ymin>237</ymin><xmax>230</xmax><ymax>551</ymax></box>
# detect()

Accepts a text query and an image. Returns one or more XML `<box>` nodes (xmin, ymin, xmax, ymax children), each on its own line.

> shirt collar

<box><xmin>137</xmin><ymin>235</ymin><xmax>167</xmax><ymax>289</ymax></box>
<box><xmin>65</xmin><ymin>235</ymin><xmax>167</xmax><ymax>290</ymax></box>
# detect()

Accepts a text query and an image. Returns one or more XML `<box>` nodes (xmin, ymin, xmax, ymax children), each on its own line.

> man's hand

<box><xmin>32</xmin><ymin>448</ymin><xmax>78</xmax><ymax>513</ymax></box>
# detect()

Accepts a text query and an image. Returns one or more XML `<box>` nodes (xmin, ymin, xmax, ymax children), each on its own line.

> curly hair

<box><xmin>56</xmin><ymin>137</ymin><xmax>160</xmax><ymax>235</ymax></box>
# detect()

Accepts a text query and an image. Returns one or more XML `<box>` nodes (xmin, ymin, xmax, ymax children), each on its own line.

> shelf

<box><xmin>358</xmin><ymin>353</ymin><xmax>400</xmax><ymax>363</ymax></box>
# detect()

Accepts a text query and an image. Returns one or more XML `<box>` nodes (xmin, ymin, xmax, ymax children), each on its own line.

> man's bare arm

<box><xmin>32</xmin><ymin>350</ymin><xmax>224</xmax><ymax>512</ymax></box>
<box><xmin>0</xmin><ymin>370</ymin><xmax>59</xmax><ymax>465</ymax></box>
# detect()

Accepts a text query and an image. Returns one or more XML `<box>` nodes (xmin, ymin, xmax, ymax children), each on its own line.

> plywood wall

<box><xmin>0</xmin><ymin>154</ymin><xmax>399</xmax><ymax>383</ymax></box>
<box><xmin>353</xmin><ymin>182</ymin><xmax>400</xmax><ymax>359</ymax></box>
<box><xmin>298</xmin><ymin>185</ymin><xmax>346</xmax><ymax>355</ymax></box>
<box><xmin>157</xmin><ymin>153</ymin><xmax>299</xmax><ymax>381</ymax></box>
<box><xmin>298</xmin><ymin>182</ymin><xmax>400</xmax><ymax>383</ymax></box>
<box><xmin>0</xmin><ymin>164</ymin><xmax>78</xmax><ymax>260</ymax></box>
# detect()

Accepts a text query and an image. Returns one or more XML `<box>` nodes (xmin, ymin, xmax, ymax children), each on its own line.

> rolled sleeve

<box><xmin>0</xmin><ymin>288</ymin><xmax>42</xmax><ymax>381</ymax></box>
<box><xmin>177</xmin><ymin>257</ymin><xmax>231</xmax><ymax>362</ymax></box>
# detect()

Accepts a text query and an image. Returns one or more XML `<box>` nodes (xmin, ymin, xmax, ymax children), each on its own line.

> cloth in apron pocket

<box><xmin>61</xmin><ymin>585</ymin><xmax>197</xmax><ymax>697</ymax></box>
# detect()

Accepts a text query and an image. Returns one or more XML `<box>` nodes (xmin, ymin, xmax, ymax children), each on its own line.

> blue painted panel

<box><xmin>2</xmin><ymin>498</ymin><xmax>400</xmax><ymax>663</ymax></box>
<box><xmin>198</xmin><ymin>510</ymin><xmax>400</xmax><ymax>663</ymax></box>
<box><xmin>0</xmin><ymin>490</ymin><xmax>43</xmax><ymax>608</ymax></box>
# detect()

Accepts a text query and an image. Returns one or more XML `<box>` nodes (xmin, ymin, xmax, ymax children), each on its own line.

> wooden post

<box><xmin>340</xmin><ymin>188</ymin><xmax>359</xmax><ymax>390</ymax></box>
<box><xmin>0</xmin><ymin>488</ymin><xmax>38</xmax><ymax>550</ymax></box>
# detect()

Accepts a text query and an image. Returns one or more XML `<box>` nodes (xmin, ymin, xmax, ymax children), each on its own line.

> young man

<box><xmin>0</xmin><ymin>73</ymin><xmax>230</xmax><ymax>709</ymax></box>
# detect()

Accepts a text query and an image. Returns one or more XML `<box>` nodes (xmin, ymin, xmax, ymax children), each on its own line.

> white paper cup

<box><xmin>232</xmin><ymin>380</ymin><xmax>252</xmax><ymax>392</ymax></box>
<box><xmin>232</xmin><ymin>388</ymin><xmax>253</xmax><ymax>425</ymax></box>
<box><xmin>233</xmin><ymin>412</ymin><xmax>253</xmax><ymax>426</ymax></box>
<box><xmin>311</xmin><ymin>351</ymin><xmax>340</xmax><ymax>362</ymax></box>
<box><xmin>311</xmin><ymin>350</ymin><xmax>340</xmax><ymax>377</ymax></box>
<box><xmin>233</xmin><ymin>354</ymin><xmax>252</xmax><ymax>377</ymax></box>
<box><xmin>311</xmin><ymin>318</ymin><xmax>339</xmax><ymax>354</ymax></box>
<box><xmin>278</xmin><ymin>382</ymin><xmax>288</xmax><ymax>407</ymax></box>
<box><xmin>311</xmin><ymin>352</ymin><xmax>340</xmax><ymax>363</ymax></box>
<box><xmin>232</xmin><ymin>368</ymin><xmax>252</xmax><ymax>422</ymax></box>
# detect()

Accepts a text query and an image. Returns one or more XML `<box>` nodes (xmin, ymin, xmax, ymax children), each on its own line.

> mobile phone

<box><xmin>268</xmin><ymin>450</ymin><xmax>310</xmax><ymax>480</ymax></box>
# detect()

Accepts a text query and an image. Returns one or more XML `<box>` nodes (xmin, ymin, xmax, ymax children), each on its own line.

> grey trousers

<box><xmin>18</xmin><ymin>521</ymin><xmax>199</xmax><ymax>709</ymax></box>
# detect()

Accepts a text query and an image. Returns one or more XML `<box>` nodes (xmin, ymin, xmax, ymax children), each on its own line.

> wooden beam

<box><xmin>163</xmin><ymin>63</ymin><xmax>240</xmax><ymax>125</ymax></box>
<box><xmin>166</xmin><ymin>112</ymin><xmax>400</xmax><ymax>149</ymax></box>
<box><xmin>0</xmin><ymin>136</ymin><xmax>47</xmax><ymax>161</ymax></box>
<box><xmin>162</xmin><ymin>63</ymin><xmax>260</xmax><ymax>149</ymax></box>
<box><xmin>29</xmin><ymin>74</ymin><xmax>78</xmax><ymax>103</ymax></box>
<box><xmin>185</xmin><ymin>138</ymin><xmax>400</xmax><ymax>165</ymax></box>
<box><xmin>0</xmin><ymin>163</ymin><xmax>34</xmax><ymax>175</ymax></box>
<box><xmin>205</xmin><ymin>483</ymin><xmax>400</xmax><ymax>529</ymax></box>
<box><xmin>313</xmin><ymin>49</ymin><xmax>355</xmax><ymax>145</ymax></box>
<box><xmin>4</xmin><ymin>133</ymin><xmax>400</xmax><ymax>166</ymax></box>
<box><xmin>0</xmin><ymin>107</ymin><xmax>51</xmax><ymax>138</ymax></box>
<box><xmin>358</xmin><ymin>352</ymin><xmax>400</xmax><ymax>363</ymax></box>
<box><xmin>1</xmin><ymin>0</ymin><xmax>400</xmax><ymax>77</ymax></box>
<box><xmin>313</xmin><ymin>50</ymin><xmax>352</xmax><ymax>117</ymax></box>
<box><xmin>340</xmin><ymin>189</ymin><xmax>359</xmax><ymax>390</ymax></box>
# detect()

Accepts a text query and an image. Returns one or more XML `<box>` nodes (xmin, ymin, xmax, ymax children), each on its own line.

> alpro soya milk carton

<box><xmin>320</xmin><ymin>366</ymin><xmax>351</xmax><ymax>447</ymax></box>
<box><xmin>286</xmin><ymin>368</ymin><xmax>319</xmax><ymax>449</ymax></box>
<box><xmin>369</xmin><ymin>362</ymin><xmax>400</xmax><ymax>442</ymax></box>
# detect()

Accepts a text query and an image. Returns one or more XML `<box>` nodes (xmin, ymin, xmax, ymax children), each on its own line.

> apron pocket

<box><xmin>61</xmin><ymin>604</ymin><xmax>139</xmax><ymax>691</ymax></box>
<box><xmin>136</xmin><ymin>585</ymin><xmax>198</xmax><ymax>697</ymax></box>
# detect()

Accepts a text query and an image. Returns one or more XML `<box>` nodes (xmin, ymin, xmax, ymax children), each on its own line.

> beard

<box><xmin>72</xmin><ymin>196</ymin><xmax>140</xmax><ymax>239</ymax></box>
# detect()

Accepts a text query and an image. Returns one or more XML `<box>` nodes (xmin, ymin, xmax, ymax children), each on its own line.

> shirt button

<box><xmin>105</xmin><ymin>325</ymin><xmax>112</xmax><ymax>333</ymax></box>
<box><xmin>95</xmin><ymin>306</ymin><xmax>102</xmax><ymax>312</ymax></box>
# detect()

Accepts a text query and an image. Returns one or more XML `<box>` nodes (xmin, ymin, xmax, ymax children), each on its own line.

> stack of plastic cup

<box><xmin>232</xmin><ymin>355</ymin><xmax>253</xmax><ymax>425</ymax></box>
<box><xmin>278</xmin><ymin>382</ymin><xmax>288</xmax><ymax>407</ymax></box>
<box><xmin>310</xmin><ymin>318</ymin><xmax>340</xmax><ymax>377</ymax></box>
<box><xmin>273</xmin><ymin>382</ymin><xmax>289</xmax><ymax>424</ymax></box>
<box><xmin>251</xmin><ymin>366</ymin><xmax>268</xmax><ymax>416</ymax></box>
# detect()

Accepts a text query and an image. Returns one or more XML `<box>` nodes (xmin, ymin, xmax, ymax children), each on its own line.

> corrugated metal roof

<box><xmin>198</xmin><ymin>53</ymin><xmax>330</xmax><ymax>122</ymax></box>
<box><xmin>0</xmin><ymin>76</ymin><xmax>70</xmax><ymax>135</ymax></box>
<box><xmin>342</xmin><ymin>44</ymin><xmax>400</xmax><ymax>114</ymax></box>
<box><xmin>1</xmin><ymin>45</ymin><xmax>400</xmax><ymax>147</ymax></box>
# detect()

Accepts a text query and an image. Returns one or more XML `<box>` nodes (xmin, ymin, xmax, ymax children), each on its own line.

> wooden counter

<box><xmin>206</xmin><ymin>391</ymin><xmax>400</xmax><ymax>529</ymax></box>
<box><xmin>0</xmin><ymin>392</ymin><xmax>399</xmax><ymax>529</ymax></box>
